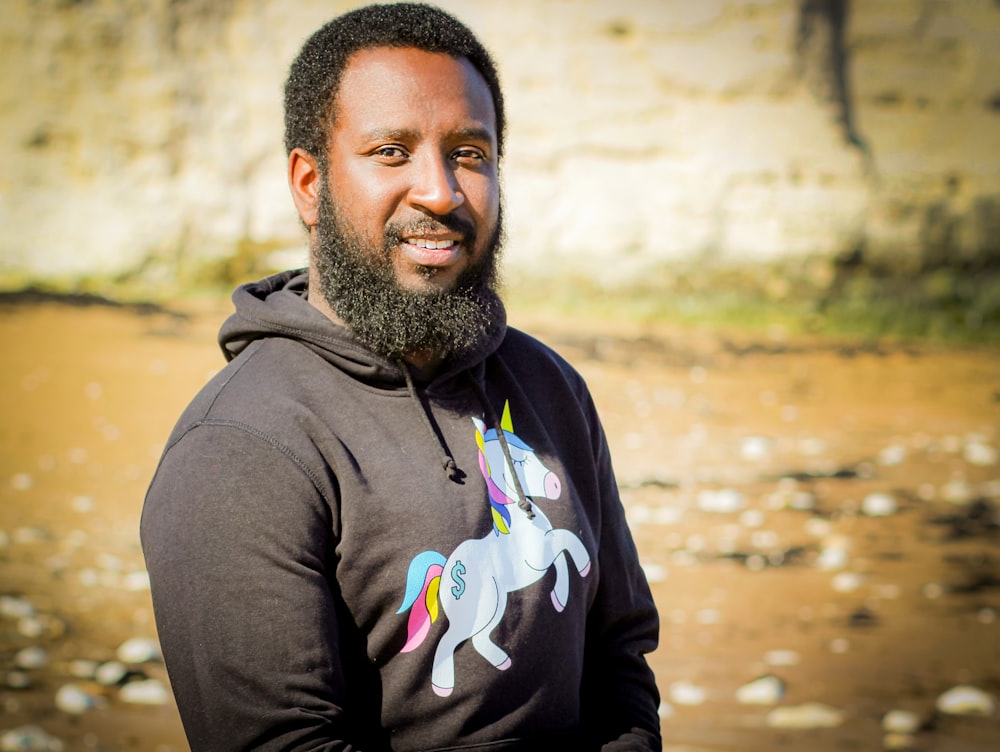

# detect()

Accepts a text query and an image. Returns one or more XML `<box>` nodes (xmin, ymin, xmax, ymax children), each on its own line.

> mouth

<box><xmin>399</xmin><ymin>236</ymin><xmax>464</xmax><ymax>268</ymax></box>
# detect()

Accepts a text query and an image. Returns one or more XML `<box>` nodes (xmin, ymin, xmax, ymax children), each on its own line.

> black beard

<box><xmin>313</xmin><ymin>184</ymin><xmax>504</xmax><ymax>363</ymax></box>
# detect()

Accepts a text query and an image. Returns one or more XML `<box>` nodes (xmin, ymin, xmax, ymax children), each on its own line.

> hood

<box><xmin>218</xmin><ymin>269</ymin><xmax>508</xmax><ymax>390</ymax></box>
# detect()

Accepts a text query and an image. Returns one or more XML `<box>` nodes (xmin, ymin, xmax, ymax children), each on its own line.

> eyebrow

<box><xmin>361</xmin><ymin>125</ymin><xmax>495</xmax><ymax>146</ymax></box>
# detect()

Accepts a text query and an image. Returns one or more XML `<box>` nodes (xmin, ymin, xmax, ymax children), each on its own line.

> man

<box><xmin>141</xmin><ymin>4</ymin><xmax>661</xmax><ymax>750</ymax></box>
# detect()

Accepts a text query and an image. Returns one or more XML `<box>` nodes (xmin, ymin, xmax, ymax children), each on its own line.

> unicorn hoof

<box><xmin>432</xmin><ymin>684</ymin><xmax>453</xmax><ymax>697</ymax></box>
<box><xmin>497</xmin><ymin>657</ymin><xmax>512</xmax><ymax>671</ymax></box>
<box><xmin>579</xmin><ymin>562</ymin><xmax>592</xmax><ymax>578</ymax></box>
<box><xmin>550</xmin><ymin>590</ymin><xmax>566</xmax><ymax>613</ymax></box>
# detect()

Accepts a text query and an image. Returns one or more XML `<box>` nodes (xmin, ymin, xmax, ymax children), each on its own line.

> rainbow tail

<box><xmin>396</xmin><ymin>550</ymin><xmax>446</xmax><ymax>653</ymax></box>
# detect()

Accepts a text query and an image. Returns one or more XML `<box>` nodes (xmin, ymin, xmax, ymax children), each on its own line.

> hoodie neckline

<box><xmin>217</xmin><ymin>269</ymin><xmax>508</xmax><ymax>393</ymax></box>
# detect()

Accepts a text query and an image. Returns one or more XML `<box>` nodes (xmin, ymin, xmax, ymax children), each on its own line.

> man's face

<box><xmin>312</xmin><ymin>46</ymin><xmax>504</xmax><ymax>361</ymax></box>
<box><xmin>322</xmin><ymin>46</ymin><xmax>500</xmax><ymax>291</ymax></box>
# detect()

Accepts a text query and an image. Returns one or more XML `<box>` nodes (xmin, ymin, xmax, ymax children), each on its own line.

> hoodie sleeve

<box><xmin>579</xmin><ymin>396</ymin><xmax>663</xmax><ymax>751</ymax></box>
<box><xmin>140</xmin><ymin>422</ymin><xmax>362</xmax><ymax>752</ymax></box>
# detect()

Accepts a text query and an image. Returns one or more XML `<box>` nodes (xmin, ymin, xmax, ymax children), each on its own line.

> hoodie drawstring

<box><xmin>394</xmin><ymin>359</ymin><xmax>535</xmax><ymax>520</ymax></box>
<box><xmin>469</xmin><ymin>378</ymin><xmax>535</xmax><ymax>520</ymax></box>
<box><xmin>397</xmin><ymin>359</ymin><xmax>462</xmax><ymax>482</ymax></box>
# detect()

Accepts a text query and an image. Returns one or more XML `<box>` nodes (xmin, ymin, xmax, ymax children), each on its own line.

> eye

<box><xmin>451</xmin><ymin>147</ymin><xmax>486</xmax><ymax>166</ymax></box>
<box><xmin>372</xmin><ymin>145</ymin><xmax>409</xmax><ymax>164</ymax></box>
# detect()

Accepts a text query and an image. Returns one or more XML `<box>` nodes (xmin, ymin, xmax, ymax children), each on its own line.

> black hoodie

<box><xmin>141</xmin><ymin>270</ymin><xmax>661</xmax><ymax>751</ymax></box>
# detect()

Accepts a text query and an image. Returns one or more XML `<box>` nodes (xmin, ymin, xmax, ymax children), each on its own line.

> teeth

<box><xmin>409</xmin><ymin>238</ymin><xmax>455</xmax><ymax>250</ymax></box>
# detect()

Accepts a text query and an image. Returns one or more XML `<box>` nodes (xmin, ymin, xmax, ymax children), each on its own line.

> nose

<box><xmin>407</xmin><ymin>152</ymin><xmax>465</xmax><ymax>216</ymax></box>
<box><xmin>543</xmin><ymin>472</ymin><xmax>561</xmax><ymax>500</ymax></box>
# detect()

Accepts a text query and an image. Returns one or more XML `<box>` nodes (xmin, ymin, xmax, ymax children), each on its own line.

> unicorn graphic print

<box><xmin>396</xmin><ymin>402</ymin><xmax>592</xmax><ymax>697</ymax></box>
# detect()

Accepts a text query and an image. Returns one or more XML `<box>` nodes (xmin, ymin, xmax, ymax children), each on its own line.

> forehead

<box><xmin>331</xmin><ymin>46</ymin><xmax>497</xmax><ymax>142</ymax></box>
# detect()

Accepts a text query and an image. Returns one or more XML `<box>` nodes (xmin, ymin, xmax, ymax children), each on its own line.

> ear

<box><xmin>288</xmin><ymin>147</ymin><xmax>321</xmax><ymax>227</ymax></box>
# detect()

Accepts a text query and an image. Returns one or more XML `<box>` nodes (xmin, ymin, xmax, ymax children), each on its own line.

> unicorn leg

<box><xmin>551</xmin><ymin>552</ymin><xmax>569</xmax><ymax>612</ymax></box>
<box><xmin>431</xmin><ymin>627</ymin><xmax>464</xmax><ymax>697</ymax></box>
<box><xmin>471</xmin><ymin>590</ymin><xmax>510</xmax><ymax>670</ymax></box>
<box><xmin>547</xmin><ymin>529</ymin><xmax>591</xmax><ymax>576</ymax></box>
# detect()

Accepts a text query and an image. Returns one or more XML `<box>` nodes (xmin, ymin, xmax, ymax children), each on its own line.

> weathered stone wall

<box><xmin>1</xmin><ymin>0</ymin><xmax>998</xmax><ymax>288</ymax></box>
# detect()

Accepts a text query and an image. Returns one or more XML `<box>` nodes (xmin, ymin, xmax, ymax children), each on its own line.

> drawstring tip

<box><xmin>443</xmin><ymin>457</ymin><xmax>460</xmax><ymax>481</ymax></box>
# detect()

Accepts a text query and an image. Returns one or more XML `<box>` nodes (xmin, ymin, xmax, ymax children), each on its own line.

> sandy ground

<box><xmin>1</xmin><ymin>298</ymin><xmax>998</xmax><ymax>751</ymax></box>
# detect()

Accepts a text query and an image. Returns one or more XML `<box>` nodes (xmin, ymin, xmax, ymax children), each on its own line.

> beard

<box><xmin>312</xmin><ymin>182</ymin><xmax>504</xmax><ymax>363</ymax></box>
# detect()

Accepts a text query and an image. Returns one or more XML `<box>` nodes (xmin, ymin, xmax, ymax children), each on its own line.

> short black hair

<box><xmin>283</xmin><ymin>3</ymin><xmax>505</xmax><ymax>165</ymax></box>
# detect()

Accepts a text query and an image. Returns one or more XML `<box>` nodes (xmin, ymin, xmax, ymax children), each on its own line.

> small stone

<box><xmin>817</xmin><ymin>536</ymin><xmax>851</xmax><ymax>571</ymax></box>
<box><xmin>883</xmin><ymin>732</ymin><xmax>916</xmax><ymax>750</ymax></box>
<box><xmin>0</xmin><ymin>725</ymin><xmax>64</xmax><ymax>752</ymax></box>
<box><xmin>696</xmin><ymin>488</ymin><xmax>744</xmax><ymax>514</ymax></box>
<box><xmin>116</xmin><ymin>637</ymin><xmax>161</xmax><ymax>664</ymax></box>
<box><xmin>669</xmin><ymin>680</ymin><xmax>708</xmax><ymax>706</ymax></box>
<box><xmin>766</xmin><ymin>702</ymin><xmax>844</xmax><ymax>729</ymax></box>
<box><xmin>54</xmin><ymin>683</ymin><xmax>98</xmax><ymax>714</ymax></box>
<box><xmin>67</xmin><ymin>660</ymin><xmax>99</xmax><ymax>680</ymax></box>
<box><xmin>862</xmin><ymin>493</ymin><xmax>898</xmax><ymax>517</ymax></box>
<box><xmin>5</xmin><ymin>671</ymin><xmax>31</xmax><ymax>690</ymax></box>
<box><xmin>14</xmin><ymin>647</ymin><xmax>48</xmax><ymax>670</ymax></box>
<box><xmin>878</xmin><ymin>444</ymin><xmax>907</xmax><ymax>466</ymax></box>
<box><xmin>832</xmin><ymin>572</ymin><xmax>864</xmax><ymax>593</ymax></box>
<box><xmin>964</xmin><ymin>441</ymin><xmax>998</xmax><ymax>466</ymax></box>
<box><xmin>740</xmin><ymin>437</ymin><xmax>771</xmax><ymax>461</ymax></box>
<box><xmin>764</xmin><ymin>650</ymin><xmax>800</xmax><ymax>667</ymax></box>
<box><xmin>641</xmin><ymin>562</ymin><xmax>667</xmax><ymax>583</ymax></box>
<box><xmin>119</xmin><ymin>678</ymin><xmax>170</xmax><ymax>706</ymax></box>
<box><xmin>935</xmin><ymin>685</ymin><xmax>996</xmax><ymax>716</ymax></box>
<box><xmin>882</xmin><ymin>709</ymin><xmax>921</xmax><ymax>734</ymax></box>
<box><xmin>94</xmin><ymin>661</ymin><xmax>129</xmax><ymax>686</ymax></box>
<box><xmin>10</xmin><ymin>473</ymin><xmax>34</xmax><ymax>491</ymax></box>
<box><xmin>736</xmin><ymin>674</ymin><xmax>784</xmax><ymax>705</ymax></box>
<box><xmin>977</xmin><ymin>608</ymin><xmax>996</xmax><ymax>624</ymax></box>
<box><xmin>70</xmin><ymin>496</ymin><xmax>94</xmax><ymax>513</ymax></box>
<box><xmin>830</xmin><ymin>637</ymin><xmax>850</xmax><ymax>654</ymax></box>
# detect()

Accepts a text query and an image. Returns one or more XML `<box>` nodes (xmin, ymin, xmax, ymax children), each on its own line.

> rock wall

<box><xmin>1</xmin><ymin>0</ymin><xmax>998</xmax><ymax>288</ymax></box>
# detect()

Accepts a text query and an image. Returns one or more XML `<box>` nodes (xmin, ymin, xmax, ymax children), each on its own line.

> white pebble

<box><xmin>657</xmin><ymin>701</ymin><xmax>674</xmax><ymax>719</ymax></box>
<box><xmin>817</xmin><ymin>537</ymin><xmax>851</xmax><ymax>571</ymax></box>
<box><xmin>740</xmin><ymin>437</ymin><xmax>771</xmax><ymax>461</ymax></box>
<box><xmin>641</xmin><ymin>562</ymin><xmax>667</xmax><ymax>583</ymax></box>
<box><xmin>736</xmin><ymin>675</ymin><xmax>784</xmax><ymax>705</ymax></box>
<box><xmin>70</xmin><ymin>496</ymin><xmax>94</xmax><ymax>513</ymax></box>
<box><xmin>882</xmin><ymin>709</ymin><xmax>921</xmax><ymax>734</ymax></box>
<box><xmin>766</xmin><ymin>702</ymin><xmax>844</xmax><ymax>729</ymax></box>
<box><xmin>696</xmin><ymin>609</ymin><xmax>721</xmax><ymax>625</ymax></box>
<box><xmin>119</xmin><ymin>678</ymin><xmax>170</xmax><ymax>706</ymax></box>
<box><xmin>830</xmin><ymin>637</ymin><xmax>850</xmax><ymax>654</ymax></box>
<box><xmin>14</xmin><ymin>647</ymin><xmax>47</xmax><ymax>670</ymax></box>
<box><xmin>935</xmin><ymin>685</ymin><xmax>996</xmax><ymax>716</ymax></box>
<box><xmin>696</xmin><ymin>488</ymin><xmax>744</xmax><ymax>514</ymax></box>
<box><xmin>764</xmin><ymin>649</ymin><xmax>800</xmax><ymax>667</ymax></box>
<box><xmin>922</xmin><ymin>583</ymin><xmax>944</xmax><ymax>599</ymax></box>
<box><xmin>10</xmin><ymin>474</ymin><xmax>33</xmax><ymax>491</ymax></box>
<box><xmin>0</xmin><ymin>725</ymin><xmax>64</xmax><ymax>752</ymax></box>
<box><xmin>878</xmin><ymin>444</ymin><xmax>907</xmax><ymax>466</ymax></box>
<box><xmin>669</xmin><ymin>680</ymin><xmax>708</xmax><ymax>706</ymax></box>
<box><xmin>739</xmin><ymin>509</ymin><xmax>765</xmax><ymax>528</ymax></box>
<box><xmin>832</xmin><ymin>572</ymin><xmax>864</xmax><ymax>593</ymax></box>
<box><xmin>5</xmin><ymin>671</ymin><xmax>31</xmax><ymax>690</ymax></box>
<box><xmin>862</xmin><ymin>493</ymin><xmax>898</xmax><ymax>517</ymax></box>
<box><xmin>122</xmin><ymin>571</ymin><xmax>151</xmax><ymax>592</ymax></box>
<box><xmin>54</xmin><ymin>683</ymin><xmax>98</xmax><ymax>714</ymax></box>
<box><xmin>964</xmin><ymin>442</ymin><xmax>998</xmax><ymax>466</ymax></box>
<box><xmin>67</xmin><ymin>660</ymin><xmax>99</xmax><ymax>680</ymax></box>
<box><xmin>94</xmin><ymin>661</ymin><xmax>129</xmax><ymax>686</ymax></box>
<box><xmin>116</xmin><ymin>637</ymin><xmax>161</xmax><ymax>664</ymax></box>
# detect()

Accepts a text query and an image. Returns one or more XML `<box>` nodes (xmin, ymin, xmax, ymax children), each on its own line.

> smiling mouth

<box><xmin>399</xmin><ymin>237</ymin><xmax>464</xmax><ymax>269</ymax></box>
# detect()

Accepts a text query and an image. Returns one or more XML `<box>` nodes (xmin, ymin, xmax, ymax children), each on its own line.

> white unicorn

<box><xmin>396</xmin><ymin>402</ymin><xmax>592</xmax><ymax>697</ymax></box>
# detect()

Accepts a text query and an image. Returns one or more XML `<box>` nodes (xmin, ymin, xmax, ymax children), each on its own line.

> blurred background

<box><xmin>1</xmin><ymin>1</ymin><xmax>999</xmax><ymax>750</ymax></box>
<box><xmin>2</xmin><ymin>0</ymin><xmax>998</xmax><ymax>337</ymax></box>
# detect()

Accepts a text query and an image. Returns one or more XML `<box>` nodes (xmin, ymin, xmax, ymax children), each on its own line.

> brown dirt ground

<box><xmin>1</xmin><ymin>299</ymin><xmax>998</xmax><ymax>751</ymax></box>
